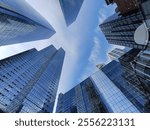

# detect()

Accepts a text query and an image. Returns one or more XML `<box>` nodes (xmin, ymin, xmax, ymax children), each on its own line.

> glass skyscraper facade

<box><xmin>132</xmin><ymin>49</ymin><xmax>150</xmax><ymax>93</ymax></box>
<box><xmin>91</xmin><ymin>69</ymin><xmax>140</xmax><ymax>113</ymax></box>
<box><xmin>101</xmin><ymin>60</ymin><xmax>149</xmax><ymax>112</ymax></box>
<box><xmin>56</xmin><ymin>78</ymin><xmax>107</xmax><ymax>113</ymax></box>
<box><xmin>59</xmin><ymin>0</ymin><xmax>84</xmax><ymax>26</ymax></box>
<box><xmin>0</xmin><ymin>45</ymin><xmax>65</xmax><ymax>113</ymax></box>
<box><xmin>100</xmin><ymin>0</ymin><xmax>150</xmax><ymax>103</ymax></box>
<box><xmin>56</xmin><ymin>60</ymin><xmax>147</xmax><ymax>113</ymax></box>
<box><xmin>100</xmin><ymin>11</ymin><xmax>146</xmax><ymax>49</ymax></box>
<box><xmin>100</xmin><ymin>0</ymin><xmax>150</xmax><ymax>50</ymax></box>
<box><xmin>0</xmin><ymin>0</ymin><xmax>55</xmax><ymax>46</ymax></box>
<box><xmin>118</xmin><ymin>49</ymin><xmax>145</xmax><ymax>92</ymax></box>
<box><xmin>114</xmin><ymin>44</ymin><xmax>150</xmax><ymax>100</ymax></box>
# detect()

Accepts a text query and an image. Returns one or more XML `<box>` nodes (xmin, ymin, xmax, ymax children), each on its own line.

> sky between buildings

<box><xmin>0</xmin><ymin>0</ymin><xmax>123</xmax><ymax>98</ymax></box>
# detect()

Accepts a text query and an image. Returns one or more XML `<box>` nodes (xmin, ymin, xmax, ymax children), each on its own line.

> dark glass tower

<box><xmin>0</xmin><ymin>0</ymin><xmax>55</xmax><ymax>46</ymax></box>
<box><xmin>56</xmin><ymin>78</ymin><xmax>108</xmax><ymax>113</ymax></box>
<box><xmin>118</xmin><ymin>49</ymin><xmax>144</xmax><ymax>91</ymax></box>
<box><xmin>56</xmin><ymin>61</ymin><xmax>146</xmax><ymax>113</ymax></box>
<box><xmin>100</xmin><ymin>0</ymin><xmax>150</xmax><ymax>93</ymax></box>
<box><xmin>100</xmin><ymin>11</ymin><xmax>146</xmax><ymax>49</ymax></box>
<box><xmin>133</xmin><ymin>49</ymin><xmax>150</xmax><ymax>92</ymax></box>
<box><xmin>119</xmin><ymin>48</ymin><xmax>150</xmax><ymax>94</ymax></box>
<box><xmin>101</xmin><ymin>60</ymin><xmax>150</xmax><ymax>112</ymax></box>
<box><xmin>100</xmin><ymin>0</ymin><xmax>150</xmax><ymax>50</ymax></box>
<box><xmin>0</xmin><ymin>45</ymin><xmax>65</xmax><ymax>113</ymax></box>
<box><xmin>59</xmin><ymin>0</ymin><xmax>84</xmax><ymax>26</ymax></box>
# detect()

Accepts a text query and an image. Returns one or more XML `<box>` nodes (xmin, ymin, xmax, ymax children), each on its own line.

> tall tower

<box><xmin>108</xmin><ymin>48</ymin><xmax>126</xmax><ymax>61</ymax></box>
<box><xmin>0</xmin><ymin>45</ymin><xmax>65</xmax><ymax>113</ymax></box>
<box><xmin>56</xmin><ymin>61</ymin><xmax>149</xmax><ymax>113</ymax></box>
<box><xmin>101</xmin><ymin>60</ymin><xmax>149</xmax><ymax>112</ymax></box>
<box><xmin>124</xmin><ymin>49</ymin><xmax>150</xmax><ymax>93</ymax></box>
<box><xmin>56</xmin><ymin>78</ymin><xmax>107</xmax><ymax>113</ymax></box>
<box><xmin>100</xmin><ymin>0</ymin><xmax>150</xmax><ymax>93</ymax></box>
<box><xmin>133</xmin><ymin>50</ymin><xmax>150</xmax><ymax>91</ymax></box>
<box><xmin>100</xmin><ymin>11</ymin><xmax>146</xmax><ymax>49</ymax></box>
<box><xmin>0</xmin><ymin>0</ymin><xmax>55</xmax><ymax>46</ymax></box>
<box><xmin>59</xmin><ymin>0</ymin><xmax>84</xmax><ymax>26</ymax></box>
<box><xmin>100</xmin><ymin>0</ymin><xmax>150</xmax><ymax>50</ymax></box>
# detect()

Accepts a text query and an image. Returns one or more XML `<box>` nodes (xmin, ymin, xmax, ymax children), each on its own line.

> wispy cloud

<box><xmin>88</xmin><ymin>37</ymin><xmax>101</xmax><ymax>64</ymax></box>
<box><xmin>98</xmin><ymin>8</ymin><xmax>107</xmax><ymax>24</ymax></box>
<box><xmin>0</xmin><ymin>0</ymin><xmax>81</xmax><ymax>98</ymax></box>
<box><xmin>79</xmin><ymin>3</ymin><xmax>118</xmax><ymax>82</ymax></box>
<box><xmin>0</xmin><ymin>0</ymin><xmax>87</xmax><ymax>112</ymax></box>
<box><xmin>98</xmin><ymin>4</ymin><xmax>116</xmax><ymax>24</ymax></box>
<box><xmin>80</xmin><ymin>36</ymin><xmax>101</xmax><ymax>81</ymax></box>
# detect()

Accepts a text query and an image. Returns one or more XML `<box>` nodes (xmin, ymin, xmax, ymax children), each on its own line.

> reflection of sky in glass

<box><xmin>0</xmin><ymin>0</ymin><xmax>119</xmax><ymax>102</ymax></box>
<box><xmin>0</xmin><ymin>0</ymin><xmax>54</xmax><ymax>29</ymax></box>
<box><xmin>102</xmin><ymin>61</ymin><xmax>148</xmax><ymax>112</ymax></box>
<box><xmin>0</xmin><ymin>0</ymin><xmax>55</xmax><ymax>46</ymax></box>
<box><xmin>56</xmin><ymin>77</ymin><xmax>106</xmax><ymax>113</ymax></box>
<box><xmin>59</xmin><ymin>0</ymin><xmax>84</xmax><ymax>26</ymax></box>
<box><xmin>91</xmin><ymin>70</ymin><xmax>140</xmax><ymax>113</ymax></box>
<box><xmin>0</xmin><ymin>45</ymin><xmax>65</xmax><ymax>113</ymax></box>
<box><xmin>21</xmin><ymin>47</ymin><xmax>65</xmax><ymax>113</ymax></box>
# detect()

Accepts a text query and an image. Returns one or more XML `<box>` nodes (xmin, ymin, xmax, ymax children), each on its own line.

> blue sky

<box><xmin>0</xmin><ymin>0</ymin><xmax>122</xmax><ymax>95</ymax></box>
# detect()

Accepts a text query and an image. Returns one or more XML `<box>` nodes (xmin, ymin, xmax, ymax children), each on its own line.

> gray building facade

<box><xmin>108</xmin><ymin>48</ymin><xmax>126</xmax><ymax>61</ymax></box>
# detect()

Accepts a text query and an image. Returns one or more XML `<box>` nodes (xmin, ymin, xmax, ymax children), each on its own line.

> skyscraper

<box><xmin>117</xmin><ymin>48</ymin><xmax>150</xmax><ymax>109</ymax></box>
<box><xmin>100</xmin><ymin>11</ymin><xmax>147</xmax><ymax>49</ymax></box>
<box><xmin>0</xmin><ymin>45</ymin><xmax>65</xmax><ymax>113</ymax></box>
<box><xmin>108</xmin><ymin>48</ymin><xmax>126</xmax><ymax>61</ymax></box>
<box><xmin>100</xmin><ymin>0</ymin><xmax>150</xmax><ymax>92</ymax></box>
<box><xmin>100</xmin><ymin>0</ymin><xmax>150</xmax><ymax>50</ymax></box>
<box><xmin>101</xmin><ymin>60</ymin><xmax>150</xmax><ymax>112</ymax></box>
<box><xmin>131</xmin><ymin>49</ymin><xmax>150</xmax><ymax>93</ymax></box>
<box><xmin>59</xmin><ymin>0</ymin><xmax>84</xmax><ymax>26</ymax></box>
<box><xmin>56</xmin><ymin>78</ymin><xmax>107</xmax><ymax>113</ymax></box>
<box><xmin>0</xmin><ymin>0</ymin><xmax>55</xmax><ymax>46</ymax></box>
<box><xmin>118</xmin><ymin>49</ymin><xmax>144</xmax><ymax>91</ymax></box>
<box><xmin>132</xmin><ymin>0</ymin><xmax>150</xmax><ymax>91</ymax></box>
<box><xmin>56</xmin><ymin>60</ymin><xmax>147</xmax><ymax>113</ymax></box>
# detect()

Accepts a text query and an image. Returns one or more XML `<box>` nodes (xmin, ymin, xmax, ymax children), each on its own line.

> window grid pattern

<box><xmin>91</xmin><ymin>70</ymin><xmax>140</xmax><ymax>113</ymax></box>
<box><xmin>100</xmin><ymin>11</ymin><xmax>148</xmax><ymax>49</ymax></box>
<box><xmin>0</xmin><ymin>1</ymin><xmax>55</xmax><ymax>46</ymax></box>
<box><xmin>0</xmin><ymin>45</ymin><xmax>65</xmax><ymax>113</ymax></box>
